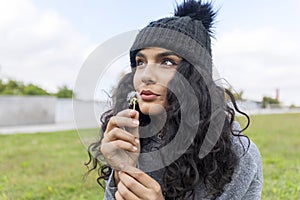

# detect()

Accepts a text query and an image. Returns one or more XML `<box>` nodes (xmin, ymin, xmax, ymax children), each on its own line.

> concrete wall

<box><xmin>2</xmin><ymin>96</ymin><xmax>299</xmax><ymax>128</ymax></box>
<box><xmin>55</xmin><ymin>98</ymin><xmax>74</xmax><ymax>123</ymax></box>
<box><xmin>72</xmin><ymin>99</ymin><xmax>110</xmax><ymax>129</ymax></box>
<box><xmin>55</xmin><ymin>99</ymin><xmax>109</xmax><ymax>124</ymax></box>
<box><xmin>0</xmin><ymin>96</ymin><xmax>56</xmax><ymax>126</ymax></box>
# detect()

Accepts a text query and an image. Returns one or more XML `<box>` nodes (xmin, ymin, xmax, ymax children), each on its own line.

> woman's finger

<box><xmin>121</xmin><ymin>166</ymin><xmax>159</xmax><ymax>189</ymax></box>
<box><xmin>103</xmin><ymin>127</ymin><xmax>139</xmax><ymax>147</ymax></box>
<box><xmin>117</xmin><ymin>180</ymin><xmax>140</xmax><ymax>200</ymax></box>
<box><xmin>116</xmin><ymin>109</ymin><xmax>139</xmax><ymax>118</ymax></box>
<box><xmin>115</xmin><ymin>190</ymin><xmax>125</xmax><ymax>200</ymax></box>
<box><xmin>118</xmin><ymin>171</ymin><xmax>148</xmax><ymax>199</ymax></box>
<box><xmin>101</xmin><ymin>139</ymin><xmax>139</xmax><ymax>156</ymax></box>
<box><xmin>110</xmin><ymin>140</ymin><xmax>139</xmax><ymax>152</ymax></box>
<box><xmin>106</xmin><ymin>115</ymin><xmax>139</xmax><ymax>132</ymax></box>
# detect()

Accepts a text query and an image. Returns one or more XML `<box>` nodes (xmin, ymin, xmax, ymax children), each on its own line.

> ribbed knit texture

<box><xmin>130</xmin><ymin>16</ymin><xmax>212</xmax><ymax>76</ymax></box>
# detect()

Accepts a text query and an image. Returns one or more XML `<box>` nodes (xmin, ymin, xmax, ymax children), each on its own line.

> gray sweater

<box><xmin>103</xmin><ymin>125</ymin><xmax>263</xmax><ymax>199</ymax></box>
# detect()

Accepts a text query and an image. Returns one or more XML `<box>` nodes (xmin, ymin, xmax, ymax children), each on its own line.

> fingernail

<box><xmin>118</xmin><ymin>171</ymin><xmax>122</xmax><ymax>175</ymax></box>
<box><xmin>132</xmin><ymin>119</ymin><xmax>139</xmax><ymax>125</ymax></box>
<box><xmin>130</xmin><ymin>110</ymin><xmax>135</xmax><ymax>116</ymax></box>
<box><xmin>132</xmin><ymin>146</ymin><xmax>138</xmax><ymax>151</ymax></box>
<box><xmin>135</xmin><ymin>138</ymin><xmax>139</xmax><ymax>144</ymax></box>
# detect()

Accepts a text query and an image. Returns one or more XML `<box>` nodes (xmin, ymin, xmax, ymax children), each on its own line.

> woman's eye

<box><xmin>136</xmin><ymin>59</ymin><xmax>145</xmax><ymax>67</ymax></box>
<box><xmin>162</xmin><ymin>59</ymin><xmax>177</xmax><ymax>67</ymax></box>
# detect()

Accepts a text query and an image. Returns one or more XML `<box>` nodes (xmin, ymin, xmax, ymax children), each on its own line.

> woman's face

<box><xmin>133</xmin><ymin>47</ymin><xmax>182</xmax><ymax>115</ymax></box>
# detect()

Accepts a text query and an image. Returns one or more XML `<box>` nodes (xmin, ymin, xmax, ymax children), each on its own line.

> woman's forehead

<box><xmin>137</xmin><ymin>47</ymin><xmax>181</xmax><ymax>58</ymax></box>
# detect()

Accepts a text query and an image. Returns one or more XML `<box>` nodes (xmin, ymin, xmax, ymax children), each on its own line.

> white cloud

<box><xmin>0</xmin><ymin>0</ymin><xmax>94</xmax><ymax>92</ymax></box>
<box><xmin>213</xmin><ymin>28</ymin><xmax>300</xmax><ymax>105</ymax></box>
<box><xmin>0</xmin><ymin>0</ymin><xmax>299</xmax><ymax>106</ymax></box>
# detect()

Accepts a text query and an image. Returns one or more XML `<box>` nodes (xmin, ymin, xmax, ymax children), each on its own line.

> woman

<box><xmin>86</xmin><ymin>0</ymin><xmax>263</xmax><ymax>199</ymax></box>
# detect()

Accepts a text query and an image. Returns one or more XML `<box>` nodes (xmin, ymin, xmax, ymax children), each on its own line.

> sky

<box><xmin>0</xmin><ymin>0</ymin><xmax>299</xmax><ymax>106</ymax></box>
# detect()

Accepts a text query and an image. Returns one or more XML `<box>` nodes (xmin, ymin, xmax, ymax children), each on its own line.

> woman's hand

<box><xmin>100</xmin><ymin>109</ymin><xmax>140</xmax><ymax>171</ymax></box>
<box><xmin>115</xmin><ymin>166</ymin><xmax>165</xmax><ymax>200</ymax></box>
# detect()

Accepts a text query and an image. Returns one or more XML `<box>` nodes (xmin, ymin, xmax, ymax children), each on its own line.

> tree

<box><xmin>1</xmin><ymin>79</ymin><xmax>25</xmax><ymax>95</ymax></box>
<box><xmin>56</xmin><ymin>85</ymin><xmax>73</xmax><ymax>98</ymax></box>
<box><xmin>233</xmin><ymin>90</ymin><xmax>244</xmax><ymax>101</ymax></box>
<box><xmin>23</xmin><ymin>84</ymin><xmax>50</xmax><ymax>95</ymax></box>
<box><xmin>0</xmin><ymin>79</ymin><xmax>49</xmax><ymax>96</ymax></box>
<box><xmin>262</xmin><ymin>96</ymin><xmax>280</xmax><ymax>108</ymax></box>
<box><xmin>226</xmin><ymin>88</ymin><xmax>244</xmax><ymax>101</ymax></box>
<box><xmin>0</xmin><ymin>80</ymin><xmax>5</xmax><ymax>93</ymax></box>
<box><xmin>0</xmin><ymin>79</ymin><xmax>74</xmax><ymax>98</ymax></box>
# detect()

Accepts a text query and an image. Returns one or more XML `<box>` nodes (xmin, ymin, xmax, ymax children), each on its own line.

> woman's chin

<box><xmin>139</xmin><ymin>102</ymin><xmax>166</xmax><ymax>116</ymax></box>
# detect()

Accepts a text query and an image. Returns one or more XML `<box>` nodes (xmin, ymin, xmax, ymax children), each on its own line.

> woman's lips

<box><xmin>140</xmin><ymin>90</ymin><xmax>159</xmax><ymax>101</ymax></box>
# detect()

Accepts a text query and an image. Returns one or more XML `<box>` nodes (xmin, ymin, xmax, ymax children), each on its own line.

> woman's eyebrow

<box><xmin>135</xmin><ymin>51</ymin><xmax>181</xmax><ymax>59</ymax></box>
<box><xmin>136</xmin><ymin>51</ymin><xmax>145</xmax><ymax>58</ymax></box>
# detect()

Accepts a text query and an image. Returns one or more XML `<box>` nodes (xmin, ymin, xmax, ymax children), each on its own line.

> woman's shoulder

<box><xmin>216</xmin><ymin>122</ymin><xmax>263</xmax><ymax>199</ymax></box>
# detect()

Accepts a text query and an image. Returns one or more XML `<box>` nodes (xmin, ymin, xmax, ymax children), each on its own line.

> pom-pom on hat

<box><xmin>130</xmin><ymin>0</ymin><xmax>216</xmax><ymax>76</ymax></box>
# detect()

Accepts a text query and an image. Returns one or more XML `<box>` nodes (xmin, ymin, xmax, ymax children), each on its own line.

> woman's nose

<box><xmin>141</xmin><ymin>64</ymin><xmax>157</xmax><ymax>85</ymax></box>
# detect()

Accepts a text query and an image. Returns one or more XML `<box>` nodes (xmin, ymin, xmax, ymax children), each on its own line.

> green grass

<box><xmin>1</xmin><ymin>113</ymin><xmax>300</xmax><ymax>199</ymax></box>
<box><xmin>0</xmin><ymin>129</ymin><xmax>103</xmax><ymax>200</ymax></box>
<box><xmin>238</xmin><ymin>113</ymin><xmax>300</xmax><ymax>200</ymax></box>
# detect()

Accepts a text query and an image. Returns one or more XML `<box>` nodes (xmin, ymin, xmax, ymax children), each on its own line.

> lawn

<box><xmin>0</xmin><ymin>113</ymin><xmax>299</xmax><ymax>199</ymax></box>
<box><xmin>239</xmin><ymin>113</ymin><xmax>300</xmax><ymax>199</ymax></box>
<box><xmin>0</xmin><ymin>129</ymin><xmax>103</xmax><ymax>200</ymax></box>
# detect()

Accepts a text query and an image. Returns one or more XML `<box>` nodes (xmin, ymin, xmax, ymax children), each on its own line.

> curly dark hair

<box><xmin>85</xmin><ymin>59</ymin><xmax>250</xmax><ymax>199</ymax></box>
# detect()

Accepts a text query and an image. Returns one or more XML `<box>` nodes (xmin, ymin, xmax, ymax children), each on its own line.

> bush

<box><xmin>262</xmin><ymin>96</ymin><xmax>280</xmax><ymax>108</ymax></box>
<box><xmin>56</xmin><ymin>85</ymin><xmax>73</xmax><ymax>98</ymax></box>
<box><xmin>0</xmin><ymin>79</ymin><xmax>74</xmax><ymax>98</ymax></box>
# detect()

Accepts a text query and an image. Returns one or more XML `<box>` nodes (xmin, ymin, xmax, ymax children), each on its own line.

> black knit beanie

<box><xmin>130</xmin><ymin>0</ymin><xmax>216</xmax><ymax>76</ymax></box>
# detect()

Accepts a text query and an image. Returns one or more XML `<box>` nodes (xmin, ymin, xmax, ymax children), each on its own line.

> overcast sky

<box><xmin>0</xmin><ymin>0</ymin><xmax>299</xmax><ymax>106</ymax></box>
